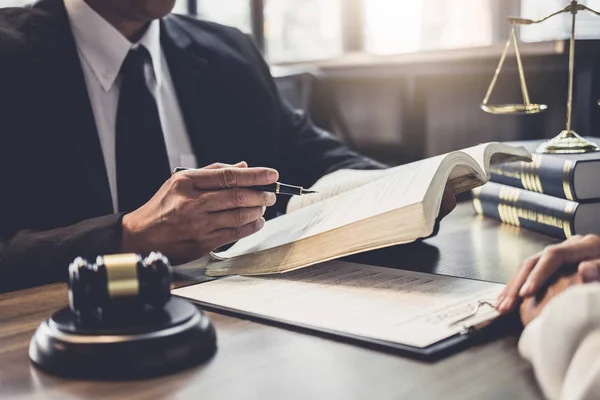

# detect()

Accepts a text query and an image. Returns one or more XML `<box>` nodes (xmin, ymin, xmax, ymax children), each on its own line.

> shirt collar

<box><xmin>64</xmin><ymin>0</ymin><xmax>163</xmax><ymax>92</ymax></box>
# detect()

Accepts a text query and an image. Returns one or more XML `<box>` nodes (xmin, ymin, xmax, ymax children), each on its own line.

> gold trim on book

<box><xmin>473</xmin><ymin>199</ymin><xmax>483</xmax><ymax>215</ymax></box>
<box><xmin>510</xmin><ymin>187</ymin><xmax>520</xmax><ymax>226</ymax></box>
<box><xmin>498</xmin><ymin>187</ymin><xmax>507</xmax><ymax>223</ymax></box>
<box><xmin>517</xmin><ymin>156</ymin><xmax>544</xmax><ymax>194</ymax></box>
<box><xmin>507</xmin><ymin>204</ymin><xmax>515</xmax><ymax>225</ymax></box>
<box><xmin>472</xmin><ymin>188</ymin><xmax>483</xmax><ymax>215</ymax></box>
<box><xmin>520</xmin><ymin>161</ymin><xmax>532</xmax><ymax>192</ymax></box>
<box><xmin>527</xmin><ymin>161</ymin><xmax>536</xmax><ymax>192</ymax></box>
<box><xmin>497</xmin><ymin>186</ymin><xmax>521</xmax><ymax>226</ymax></box>
<box><xmin>533</xmin><ymin>154</ymin><xmax>543</xmax><ymax>193</ymax></box>
<box><xmin>497</xmin><ymin>202</ymin><xmax>504</xmax><ymax>223</ymax></box>
<box><xmin>563</xmin><ymin>160</ymin><xmax>574</xmax><ymax>201</ymax></box>
<box><xmin>563</xmin><ymin>202</ymin><xmax>576</xmax><ymax>238</ymax></box>
<box><xmin>498</xmin><ymin>203</ymin><xmax>506</xmax><ymax>223</ymax></box>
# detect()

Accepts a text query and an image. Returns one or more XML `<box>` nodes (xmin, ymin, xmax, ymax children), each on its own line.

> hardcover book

<box><xmin>472</xmin><ymin>182</ymin><xmax>600</xmax><ymax>239</ymax></box>
<box><xmin>490</xmin><ymin>137</ymin><xmax>600</xmax><ymax>201</ymax></box>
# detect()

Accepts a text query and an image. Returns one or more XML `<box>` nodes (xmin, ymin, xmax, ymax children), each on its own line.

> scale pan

<box><xmin>480</xmin><ymin>103</ymin><xmax>547</xmax><ymax>115</ymax></box>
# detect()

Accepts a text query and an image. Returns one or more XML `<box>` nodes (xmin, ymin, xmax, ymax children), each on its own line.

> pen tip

<box><xmin>302</xmin><ymin>190</ymin><xmax>318</xmax><ymax>194</ymax></box>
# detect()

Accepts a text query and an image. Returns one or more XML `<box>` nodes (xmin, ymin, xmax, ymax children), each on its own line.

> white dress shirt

<box><xmin>519</xmin><ymin>283</ymin><xmax>600</xmax><ymax>400</ymax></box>
<box><xmin>64</xmin><ymin>0</ymin><xmax>197</xmax><ymax>212</ymax></box>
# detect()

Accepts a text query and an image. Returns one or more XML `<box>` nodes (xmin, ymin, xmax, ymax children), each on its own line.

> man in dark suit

<box><xmin>0</xmin><ymin>0</ymin><xmax>454</xmax><ymax>291</ymax></box>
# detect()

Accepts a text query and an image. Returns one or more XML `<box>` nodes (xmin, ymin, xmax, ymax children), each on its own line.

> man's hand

<box><xmin>121</xmin><ymin>162</ymin><xmax>278</xmax><ymax>264</ymax></box>
<box><xmin>498</xmin><ymin>234</ymin><xmax>600</xmax><ymax>314</ymax></box>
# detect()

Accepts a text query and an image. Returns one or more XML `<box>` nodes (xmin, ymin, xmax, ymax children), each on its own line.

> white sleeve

<box><xmin>518</xmin><ymin>283</ymin><xmax>600</xmax><ymax>400</ymax></box>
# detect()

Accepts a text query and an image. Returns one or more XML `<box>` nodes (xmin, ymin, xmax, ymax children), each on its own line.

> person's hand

<box><xmin>519</xmin><ymin>273</ymin><xmax>582</xmax><ymax>326</ymax></box>
<box><xmin>121</xmin><ymin>162</ymin><xmax>278</xmax><ymax>264</ymax></box>
<box><xmin>203</xmin><ymin>161</ymin><xmax>248</xmax><ymax>170</ymax></box>
<box><xmin>498</xmin><ymin>234</ymin><xmax>600</xmax><ymax>314</ymax></box>
<box><xmin>439</xmin><ymin>186</ymin><xmax>457</xmax><ymax>219</ymax></box>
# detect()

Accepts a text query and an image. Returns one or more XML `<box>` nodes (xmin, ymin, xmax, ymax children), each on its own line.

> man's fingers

<box><xmin>201</xmin><ymin>188</ymin><xmax>276</xmax><ymax>211</ymax></box>
<box><xmin>207</xmin><ymin>206</ymin><xmax>266</xmax><ymax>230</ymax></box>
<box><xmin>497</xmin><ymin>254</ymin><xmax>540</xmax><ymax>314</ymax></box>
<box><xmin>579</xmin><ymin>258</ymin><xmax>600</xmax><ymax>282</ymax></box>
<box><xmin>203</xmin><ymin>161</ymin><xmax>248</xmax><ymax>170</ymax></box>
<box><xmin>188</xmin><ymin>167</ymin><xmax>278</xmax><ymax>190</ymax></box>
<box><xmin>209</xmin><ymin>217</ymin><xmax>266</xmax><ymax>248</ymax></box>
<box><xmin>520</xmin><ymin>235</ymin><xmax>600</xmax><ymax>297</ymax></box>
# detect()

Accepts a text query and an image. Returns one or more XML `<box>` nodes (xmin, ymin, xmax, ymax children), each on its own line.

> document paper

<box><xmin>174</xmin><ymin>261</ymin><xmax>504</xmax><ymax>348</ymax></box>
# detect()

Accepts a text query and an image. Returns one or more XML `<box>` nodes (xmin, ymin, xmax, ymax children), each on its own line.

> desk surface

<box><xmin>0</xmin><ymin>203</ymin><xmax>558</xmax><ymax>400</ymax></box>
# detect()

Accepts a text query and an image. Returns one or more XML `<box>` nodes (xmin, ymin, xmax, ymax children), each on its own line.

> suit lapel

<box><xmin>161</xmin><ymin>17</ymin><xmax>224</xmax><ymax>168</ymax></box>
<box><xmin>30</xmin><ymin>0</ymin><xmax>113</xmax><ymax>217</ymax></box>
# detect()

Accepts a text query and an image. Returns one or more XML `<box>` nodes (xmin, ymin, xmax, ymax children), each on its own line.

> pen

<box><xmin>172</xmin><ymin>167</ymin><xmax>318</xmax><ymax>196</ymax></box>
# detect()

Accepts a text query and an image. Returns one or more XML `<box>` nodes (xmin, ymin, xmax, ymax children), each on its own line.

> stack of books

<box><xmin>472</xmin><ymin>138</ymin><xmax>600</xmax><ymax>239</ymax></box>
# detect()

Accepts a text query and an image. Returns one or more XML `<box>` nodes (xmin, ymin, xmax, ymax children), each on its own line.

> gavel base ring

<box><xmin>29</xmin><ymin>298</ymin><xmax>216</xmax><ymax>378</ymax></box>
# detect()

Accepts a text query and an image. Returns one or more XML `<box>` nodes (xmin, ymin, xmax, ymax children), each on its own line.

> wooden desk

<box><xmin>0</xmin><ymin>203</ymin><xmax>558</xmax><ymax>399</ymax></box>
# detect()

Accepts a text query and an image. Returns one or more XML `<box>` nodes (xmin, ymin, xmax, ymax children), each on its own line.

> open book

<box><xmin>201</xmin><ymin>143</ymin><xmax>530</xmax><ymax>277</ymax></box>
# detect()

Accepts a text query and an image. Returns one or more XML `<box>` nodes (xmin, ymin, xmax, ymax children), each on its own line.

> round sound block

<box><xmin>29</xmin><ymin>298</ymin><xmax>216</xmax><ymax>378</ymax></box>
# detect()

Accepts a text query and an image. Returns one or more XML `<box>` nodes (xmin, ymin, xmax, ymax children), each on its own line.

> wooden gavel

<box><xmin>67</xmin><ymin>252</ymin><xmax>172</xmax><ymax>323</ymax></box>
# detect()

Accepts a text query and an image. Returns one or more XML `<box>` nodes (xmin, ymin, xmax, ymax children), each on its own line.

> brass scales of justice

<box><xmin>481</xmin><ymin>0</ymin><xmax>600</xmax><ymax>154</ymax></box>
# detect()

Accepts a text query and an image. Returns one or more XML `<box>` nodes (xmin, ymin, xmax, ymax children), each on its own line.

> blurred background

<box><xmin>3</xmin><ymin>0</ymin><xmax>600</xmax><ymax>164</ymax></box>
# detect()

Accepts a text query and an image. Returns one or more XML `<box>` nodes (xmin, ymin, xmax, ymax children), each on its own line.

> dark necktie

<box><xmin>116</xmin><ymin>47</ymin><xmax>171</xmax><ymax>213</ymax></box>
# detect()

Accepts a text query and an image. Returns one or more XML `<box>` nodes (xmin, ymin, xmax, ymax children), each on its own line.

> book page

<box><xmin>213</xmin><ymin>155</ymin><xmax>443</xmax><ymax>260</ymax></box>
<box><xmin>460</xmin><ymin>143</ymin><xmax>531</xmax><ymax>176</ymax></box>
<box><xmin>174</xmin><ymin>261</ymin><xmax>503</xmax><ymax>349</ymax></box>
<box><xmin>287</xmin><ymin>168</ymin><xmax>400</xmax><ymax>213</ymax></box>
<box><xmin>287</xmin><ymin>143</ymin><xmax>529</xmax><ymax>214</ymax></box>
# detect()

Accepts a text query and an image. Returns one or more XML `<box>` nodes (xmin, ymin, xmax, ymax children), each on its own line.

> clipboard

<box><xmin>170</xmin><ymin>260</ymin><xmax>515</xmax><ymax>361</ymax></box>
<box><xmin>175</xmin><ymin>288</ymin><xmax>515</xmax><ymax>361</ymax></box>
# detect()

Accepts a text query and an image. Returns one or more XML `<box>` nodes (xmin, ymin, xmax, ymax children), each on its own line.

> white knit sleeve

<box><xmin>518</xmin><ymin>283</ymin><xmax>600</xmax><ymax>400</ymax></box>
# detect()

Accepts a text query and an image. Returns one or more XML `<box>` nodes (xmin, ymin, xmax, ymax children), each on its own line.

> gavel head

<box><xmin>68</xmin><ymin>252</ymin><xmax>172</xmax><ymax>323</ymax></box>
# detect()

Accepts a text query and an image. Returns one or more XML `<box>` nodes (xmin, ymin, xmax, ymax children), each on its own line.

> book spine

<box><xmin>489</xmin><ymin>154</ymin><xmax>577</xmax><ymax>200</ymax></box>
<box><xmin>472</xmin><ymin>183</ymin><xmax>578</xmax><ymax>240</ymax></box>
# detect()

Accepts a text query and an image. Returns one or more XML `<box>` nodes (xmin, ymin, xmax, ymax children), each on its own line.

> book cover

<box><xmin>490</xmin><ymin>138</ymin><xmax>600</xmax><ymax>201</ymax></box>
<box><xmin>472</xmin><ymin>182</ymin><xmax>584</xmax><ymax>239</ymax></box>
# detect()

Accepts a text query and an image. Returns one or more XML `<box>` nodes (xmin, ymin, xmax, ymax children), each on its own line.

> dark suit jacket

<box><xmin>0</xmin><ymin>0</ymin><xmax>384</xmax><ymax>291</ymax></box>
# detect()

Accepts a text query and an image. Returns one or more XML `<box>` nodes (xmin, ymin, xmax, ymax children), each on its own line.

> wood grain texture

<box><xmin>0</xmin><ymin>203</ymin><xmax>556</xmax><ymax>400</ymax></box>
